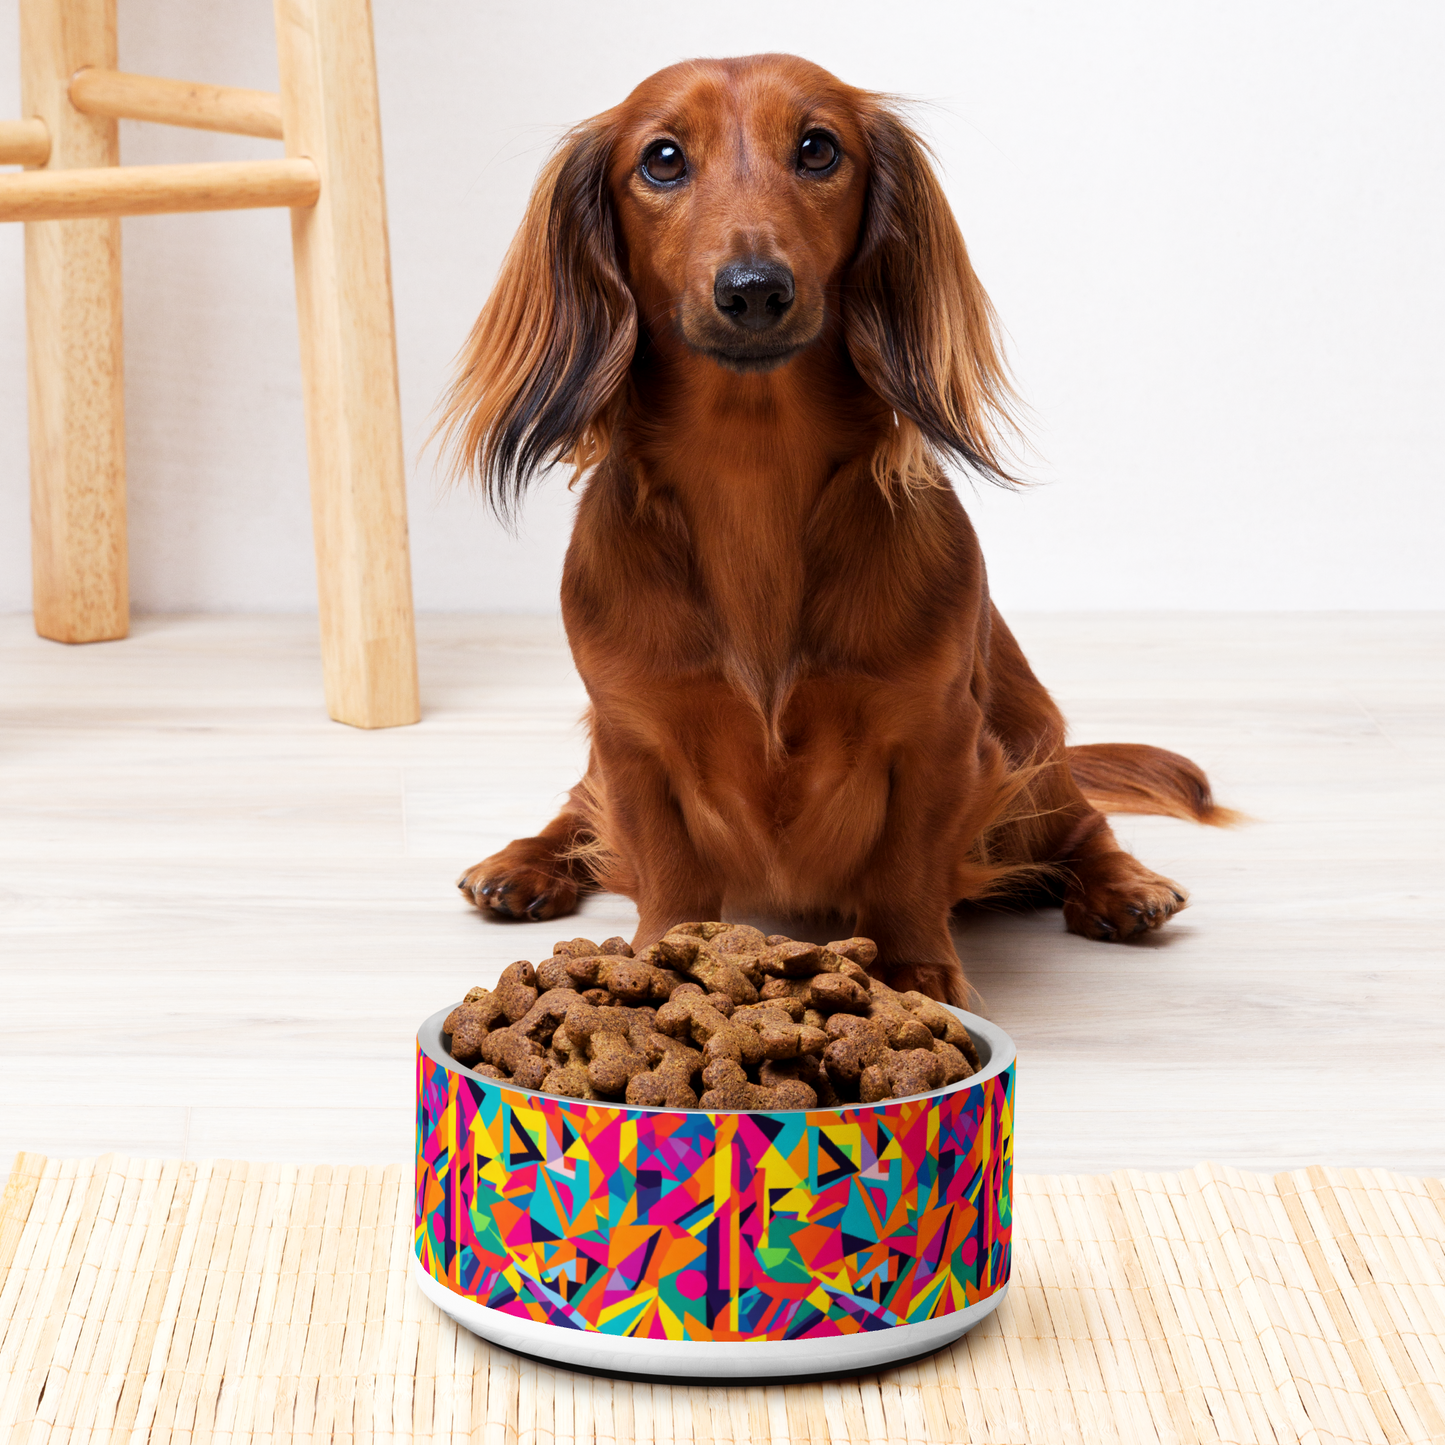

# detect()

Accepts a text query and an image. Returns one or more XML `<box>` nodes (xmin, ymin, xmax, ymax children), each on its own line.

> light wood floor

<box><xmin>2</xmin><ymin>612</ymin><xmax>1441</xmax><ymax>1174</ymax></box>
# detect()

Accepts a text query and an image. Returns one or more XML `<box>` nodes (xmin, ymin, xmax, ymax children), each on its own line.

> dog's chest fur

<box><xmin>563</xmin><ymin>447</ymin><xmax>988</xmax><ymax>900</ymax></box>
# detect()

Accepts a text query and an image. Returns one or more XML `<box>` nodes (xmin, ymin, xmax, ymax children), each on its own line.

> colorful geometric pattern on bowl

<box><xmin>414</xmin><ymin>1037</ymin><xmax>1013</xmax><ymax>1343</ymax></box>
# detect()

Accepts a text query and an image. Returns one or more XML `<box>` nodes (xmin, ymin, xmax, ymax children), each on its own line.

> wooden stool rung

<box><xmin>68</xmin><ymin>68</ymin><xmax>284</xmax><ymax>141</ymax></box>
<box><xmin>0</xmin><ymin>157</ymin><xmax>319</xmax><ymax>222</ymax></box>
<box><xmin>0</xmin><ymin>117</ymin><xmax>49</xmax><ymax>166</ymax></box>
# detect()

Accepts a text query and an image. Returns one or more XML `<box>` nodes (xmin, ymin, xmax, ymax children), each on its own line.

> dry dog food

<box><xmin>440</xmin><ymin>923</ymin><xmax>980</xmax><ymax>1110</ymax></box>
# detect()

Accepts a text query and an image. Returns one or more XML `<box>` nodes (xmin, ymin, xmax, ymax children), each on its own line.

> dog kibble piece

<box><xmin>443</xmin><ymin>994</ymin><xmax>505</xmax><ymax>1059</ymax></box>
<box><xmin>552</xmin><ymin>937</ymin><xmax>601</xmax><ymax>958</ymax></box>
<box><xmin>698</xmin><ymin>1059</ymin><xmax>817</xmax><ymax>1111</ymax></box>
<box><xmin>564</xmin><ymin>1001</ymin><xmax>650</xmax><ymax>1097</ymax></box>
<box><xmin>709</xmin><ymin>923</ymin><xmax>769</xmax><ymax>956</ymax></box>
<box><xmin>826</xmin><ymin>938</ymin><xmax>879</xmax><ymax>968</ymax></box>
<box><xmin>626</xmin><ymin>1047</ymin><xmax>701</xmax><ymax>1108</ymax></box>
<box><xmin>859</xmin><ymin>1048</ymin><xmax>945</xmax><ymax>1103</ymax></box>
<box><xmin>645</xmin><ymin>937</ymin><xmax>759</xmax><ymax>1004</ymax></box>
<box><xmin>477</xmin><ymin>1026</ymin><xmax>545</xmax><ymax>1076</ymax></box>
<box><xmin>732</xmin><ymin>1003</ymin><xmax>828</xmax><ymax>1060</ymax></box>
<box><xmin>866</xmin><ymin>977</ymin><xmax>948</xmax><ymax>1050</ymax></box>
<box><xmin>932</xmin><ymin>1038</ymin><xmax>975</xmax><ymax>1086</ymax></box>
<box><xmin>822</xmin><ymin>1018</ymin><xmax>889</xmax><ymax>1082</ymax></box>
<box><xmin>884</xmin><ymin>1015</ymin><xmax>938</xmax><ymax>1051</ymax></box>
<box><xmin>759</xmin><ymin>941</ymin><xmax>837</xmax><ymax>977</ymax></box>
<box><xmin>759</xmin><ymin>976</ymin><xmax>812</xmax><ymax>1004</ymax></box>
<box><xmin>494</xmin><ymin>960</ymin><xmax>539</xmax><ymax>1022</ymax></box>
<box><xmin>510</xmin><ymin>1053</ymin><xmax>552</xmax><ymax>1092</ymax></box>
<box><xmin>535</xmin><ymin>955</ymin><xmax>575</xmax><ymax>991</ymax></box>
<box><xmin>541</xmin><ymin>1061</ymin><xmax>597</xmax><ymax>1100</ymax></box>
<box><xmin>513</xmin><ymin>989</ymin><xmax>583</xmax><ymax>1042</ymax></box>
<box><xmin>439</xmin><ymin>924</ymin><xmax>980</xmax><ymax>1109</ymax></box>
<box><xmin>896</xmin><ymin>988</ymin><xmax>980</xmax><ymax>1064</ymax></box>
<box><xmin>565</xmin><ymin>953</ymin><xmax>671</xmax><ymax>1003</ymax></box>
<box><xmin>761</xmin><ymin>1054</ymin><xmax>839</xmax><ymax>1107</ymax></box>
<box><xmin>657</xmin><ymin>993</ymin><xmax>766</xmax><ymax>1069</ymax></box>
<box><xmin>808</xmin><ymin>974</ymin><xmax>872</xmax><ymax>1015</ymax></box>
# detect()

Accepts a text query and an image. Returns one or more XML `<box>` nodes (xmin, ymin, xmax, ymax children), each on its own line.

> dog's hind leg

<box><xmin>975</xmin><ymin>610</ymin><xmax>1233</xmax><ymax>942</ymax></box>
<box><xmin>457</xmin><ymin>774</ymin><xmax>599</xmax><ymax>921</ymax></box>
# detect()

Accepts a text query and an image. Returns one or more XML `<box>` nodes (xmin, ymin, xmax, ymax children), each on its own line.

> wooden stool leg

<box><xmin>273</xmin><ymin>0</ymin><xmax>420</xmax><ymax>728</ymax></box>
<box><xmin>22</xmin><ymin>0</ymin><xmax>127</xmax><ymax>644</ymax></box>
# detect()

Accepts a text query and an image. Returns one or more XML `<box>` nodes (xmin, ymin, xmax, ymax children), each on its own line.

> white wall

<box><xmin>1</xmin><ymin>0</ymin><xmax>1440</xmax><ymax>613</ymax></box>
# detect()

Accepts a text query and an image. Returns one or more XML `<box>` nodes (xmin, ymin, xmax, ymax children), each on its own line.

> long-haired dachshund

<box><xmin>442</xmin><ymin>53</ymin><xmax>1235</xmax><ymax>1005</ymax></box>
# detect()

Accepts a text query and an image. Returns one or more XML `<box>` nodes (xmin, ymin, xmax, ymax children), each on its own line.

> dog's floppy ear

<box><xmin>846</xmin><ymin>103</ymin><xmax>1019</xmax><ymax>491</ymax></box>
<box><xmin>438</xmin><ymin>116</ymin><xmax>637</xmax><ymax>521</ymax></box>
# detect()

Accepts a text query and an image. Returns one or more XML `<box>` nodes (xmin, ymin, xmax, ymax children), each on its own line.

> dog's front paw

<box><xmin>457</xmin><ymin>843</ymin><xmax>580</xmax><ymax>922</ymax></box>
<box><xmin>1063</xmin><ymin>852</ymin><xmax>1187</xmax><ymax>941</ymax></box>
<box><xmin>874</xmin><ymin>958</ymin><xmax>970</xmax><ymax>1009</ymax></box>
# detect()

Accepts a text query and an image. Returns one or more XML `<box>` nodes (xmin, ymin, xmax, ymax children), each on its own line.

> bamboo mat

<box><xmin>2</xmin><ymin>1155</ymin><xmax>1444</xmax><ymax>1444</ymax></box>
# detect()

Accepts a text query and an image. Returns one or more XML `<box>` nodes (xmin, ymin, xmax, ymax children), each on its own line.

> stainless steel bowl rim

<box><xmin>417</xmin><ymin>1000</ymin><xmax>1015</xmax><ymax>1113</ymax></box>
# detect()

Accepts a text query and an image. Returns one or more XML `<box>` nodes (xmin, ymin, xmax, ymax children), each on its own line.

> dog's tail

<box><xmin>1065</xmin><ymin>743</ymin><xmax>1243</xmax><ymax>827</ymax></box>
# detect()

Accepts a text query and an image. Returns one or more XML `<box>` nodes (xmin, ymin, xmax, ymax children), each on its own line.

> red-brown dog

<box><xmin>442</xmin><ymin>54</ymin><xmax>1234</xmax><ymax>1005</ymax></box>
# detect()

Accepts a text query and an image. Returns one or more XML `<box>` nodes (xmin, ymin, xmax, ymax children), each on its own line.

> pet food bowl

<box><xmin>413</xmin><ymin>1004</ymin><xmax>1014</xmax><ymax>1380</ymax></box>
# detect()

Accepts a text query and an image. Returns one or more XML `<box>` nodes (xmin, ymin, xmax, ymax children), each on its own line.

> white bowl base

<box><xmin>411</xmin><ymin>1255</ymin><xmax>1007</xmax><ymax>1381</ymax></box>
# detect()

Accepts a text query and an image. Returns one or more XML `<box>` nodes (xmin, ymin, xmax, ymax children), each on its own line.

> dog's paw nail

<box><xmin>1170</xmin><ymin>890</ymin><xmax>1184</xmax><ymax>903</ymax></box>
<box><xmin>526</xmin><ymin>893</ymin><xmax>552</xmax><ymax>918</ymax></box>
<box><xmin>1125</xmin><ymin>906</ymin><xmax>1142</xmax><ymax>917</ymax></box>
<box><xmin>1090</xmin><ymin>915</ymin><xmax>1115</xmax><ymax>938</ymax></box>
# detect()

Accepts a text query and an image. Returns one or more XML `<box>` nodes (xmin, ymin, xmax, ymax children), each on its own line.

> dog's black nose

<box><xmin>713</xmin><ymin>259</ymin><xmax>794</xmax><ymax>330</ymax></box>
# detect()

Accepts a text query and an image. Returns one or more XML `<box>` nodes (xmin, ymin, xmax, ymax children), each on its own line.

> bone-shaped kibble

<box><xmin>443</xmin><ymin>994</ymin><xmax>505</xmax><ymax>1063</ymax></box>
<box><xmin>757</xmin><ymin>941</ymin><xmax>842</xmax><ymax>977</ymax></box>
<box><xmin>760</xmin><ymin>1054</ymin><xmax>839</xmax><ymax>1106</ymax></box>
<box><xmin>494</xmin><ymin>960</ymin><xmax>539</xmax><ymax>1022</ymax></box>
<box><xmin>552</xmin><ymin>937</ymin><xmax>600</xmax><ymax>957</ymax></box>
<box><xmin>932</xmin><ymin>1038</ymin><xmax>975</xmax><ymax>1085</ymax></box>
<box><xmin>563</xmin><ymin>1000</ymin><xmax>651</xmax><ymax>1097</ymax></box>
<box><xmin>825</xmin><ymin>937</ymin><xmax>879</xmax><ymax>968</ymax></box>
<box><xmin>707</xmin><ymin>923</ymin><xmax>768</xmax><ymax>955</ymax></box>
<box><xmin>663</xmin><ymin>922</ymin><xmax>732</xmax><ymax>942</ymax></box>
<box><xmin>699</xmin><ymin>1058</ymin><xmax>817</xmax><ymax>1110</ymax></box>
<box><xmin>865</xmin><ymin>977</ymin><xmax>944</xmax><ymax>1050</ymax></box>
<box><xmin>512</xmin><ymin>988</ymin><xmax>584</xmax><ymax>1043</ymax></box>
<box><xmin>534</xmin><ymin>955</ymin><xmax>575</xmax><ymax>991</ymax></box>
<box><xmin>808</xmin><ymin>974</ymin><xmax>872</xmax><ymax>1015</ymax></box>
<box><xmin>540</xmin><ymin>1060</ymin><xmax>597</xmax><ymax>1099</ymax></box>
<box><xmin>759</xmin><ymin>976</ymin><xmax>812</xmax><ymax>1004</ymax></box>
<box><xmin>898</xmin><ymin>991</ymin><xmax>980</xmax><ymax>1066</ymax></box>
<box><xmin>564</xmin><ymin>954</ymin><xmax>676</xmax><ymax>1003</ymax></box>
<box><xmin>667</xmin><ymin>982</ymin><xmax>736</xmax><ymax>1015</ymax></box>
<box><xmin>644</xmin><ymin>937</ymin><xmax>758</xmax><ymax>1003</ymax></box>
<box><xmin>730</xmin><ymin>1003</ymin><xmax>828</xmax><ymax>1059</ymax></box>
<box><xmin>655</xmin><ymin>993</ymin><xmax>765</xmax><ymax>1068</ymax></box>
<box><xmin>821</xmin><ymin>1015</ymin><xmax>889</xmax><ymax>1083</ymax></box>
<box><xmin>477</xmin><ymin>1025</ymin><xmax>546</xmax><ymax>1077</ymax></box>
<box><xmin>626</xmin><ymin>1046</ymin><xmax>700</xmax><ymax>1108</ymax></box>
<box><xmin>859</xmin><ymin>1047</ymin><xmax>945</xmax><ymax>1103</ymax></box>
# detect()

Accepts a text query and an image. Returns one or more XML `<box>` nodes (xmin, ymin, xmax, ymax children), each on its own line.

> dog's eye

<box><xmin>641</xmin><ymin>141</ymin><xmax>686</xmax><ymax>184</ymax></box>
<box><xmin>798</xmin><ymin>131</ymin><xmax>838</xmax><ymax>173</ymax></box>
